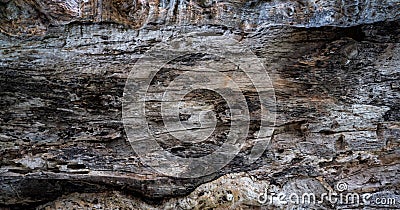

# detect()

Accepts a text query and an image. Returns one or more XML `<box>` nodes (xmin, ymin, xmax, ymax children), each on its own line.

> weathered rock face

<box><xmin>0</xmin><ymin>0</ymin><xmax>399</xmax><ymax>209</ymax></box>
<box><xmin>1</xmin><ymin>0</ymin><xmax>399</xmax><ymax>36</ymax></box>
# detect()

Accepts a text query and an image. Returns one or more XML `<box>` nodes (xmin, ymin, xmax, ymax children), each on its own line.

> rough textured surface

<box><xmin>1</xmin><ymin>0</ymin><xmax>399</xmax><ymax>37</ymax></box>
<box><xmin>0</xmin><ymin>0</ymin><xmax>400</xmax><ymax>209</ymax></box>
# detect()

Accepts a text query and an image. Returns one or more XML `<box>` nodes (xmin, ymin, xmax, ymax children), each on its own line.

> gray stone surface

<box><xmin>0</xmin><ymin>0</ymin><xmax>399</xmax><ymax>209</ymax></box>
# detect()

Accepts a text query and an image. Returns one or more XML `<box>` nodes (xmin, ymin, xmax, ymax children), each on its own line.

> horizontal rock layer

<box><xmin>1</xmin><ymin>0</ymin><xmax>399</xmax><ymax>36</ymax></box>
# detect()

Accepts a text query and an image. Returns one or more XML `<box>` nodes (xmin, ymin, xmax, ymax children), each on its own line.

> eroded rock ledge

<box><xmin>0</xmin><ymin>0</ymin><xmax>399</xmax><ymax>209</ymax></box>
